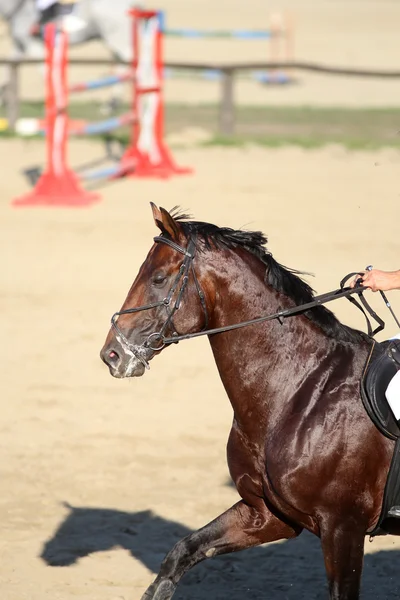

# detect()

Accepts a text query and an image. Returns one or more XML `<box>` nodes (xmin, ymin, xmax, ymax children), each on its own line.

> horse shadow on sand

<box><xmin>41</xmin><ymin>502</ymin><xmax>400</xmax><ymax>600</ymax></box>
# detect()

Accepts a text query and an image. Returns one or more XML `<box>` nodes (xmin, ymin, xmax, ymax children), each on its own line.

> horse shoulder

<box><xmin>226</xmin><ymin>420</ymin><xmax>266</xmax><ymax>505</ymax></box>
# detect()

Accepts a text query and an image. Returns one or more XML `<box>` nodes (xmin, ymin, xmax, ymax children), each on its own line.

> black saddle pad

<box><xmin>361</xmin><ymin>341</ymin><xmax>400</xmax><ymax>440</ymax></box>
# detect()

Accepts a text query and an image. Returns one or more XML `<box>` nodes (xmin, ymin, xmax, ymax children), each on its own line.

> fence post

<box><xmin>6</xmin><ymin>61</ymin><xmax>20</xmax><ymax>131</ymax></box>
<box><xmin>219</xmin><ymin>67</ymin><xmax>234</xmax><ymax>137</ymax></box>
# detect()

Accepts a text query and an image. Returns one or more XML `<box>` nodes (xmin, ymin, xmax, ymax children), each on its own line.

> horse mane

<box><xmin>171</xmin><ymin>208</ymin><xmax>366</xmax><ymax>344</ymax></box>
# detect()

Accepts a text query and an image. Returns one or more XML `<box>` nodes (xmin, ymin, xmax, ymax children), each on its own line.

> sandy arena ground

<box><xmin>2</xmin><ymin>138</ymin><xmax>400</xmax><ymax>600</ymax></box>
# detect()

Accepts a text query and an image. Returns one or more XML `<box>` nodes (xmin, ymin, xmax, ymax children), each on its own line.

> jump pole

<box><xmin>13</xmin><ymin>24</ymin><xmax>100</xmax><ymax>208</ymax></box>
<box><xmin>121</xmin><ymin>9</ymin><xmax>192</xmax><ymax>177</ymax></box>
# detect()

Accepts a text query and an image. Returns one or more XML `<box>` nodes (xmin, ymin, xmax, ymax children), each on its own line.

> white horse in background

<box><xmin>0</xmin><ymin>0</ymin><xmax>134</xmax><ymax>109</ymax></box>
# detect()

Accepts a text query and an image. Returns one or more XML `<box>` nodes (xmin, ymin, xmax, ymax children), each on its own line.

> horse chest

<box><xmin>227</xmin><ymin>420</ymin><xmax>319</xmax><ymax>529</ymax></box>
<box><xmin>227</xmin><ymin>424</ymin><xmax>266</xmax><ymax>503</ymax></box>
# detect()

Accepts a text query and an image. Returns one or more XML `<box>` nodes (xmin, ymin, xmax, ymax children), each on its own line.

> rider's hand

<box><xmin>351</xmin><ymin>269</ymin><xmax>400</xmax><ymax>292</ymax></box>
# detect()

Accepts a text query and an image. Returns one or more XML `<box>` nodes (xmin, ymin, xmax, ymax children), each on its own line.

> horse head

<box><xmin>100</xmin><ymin>204</ymin><xmax>211</xmax><ymax>378</ymax></box>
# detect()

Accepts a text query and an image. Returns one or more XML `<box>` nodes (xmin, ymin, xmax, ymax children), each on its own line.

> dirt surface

<box><xmin>2</xmin><ymin>138</ymin><xmax>400</xmax><ymax>599</ymax></box>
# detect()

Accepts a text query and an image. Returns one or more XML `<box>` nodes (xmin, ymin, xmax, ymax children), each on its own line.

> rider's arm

<box><xmin>352</xmin><ymin>269</ymin><xmax>400</xmax><ymax>292</ymax></box>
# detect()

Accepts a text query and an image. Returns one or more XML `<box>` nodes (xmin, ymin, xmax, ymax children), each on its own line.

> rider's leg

<box><xmin>39</xmin><ymin>2</ymin><xmax>59</xmax><ymax>24</ymax></box>
<box><xmin>57</xmin><ymin>0</ymin><xmax>87</xmax><ymax>35</ymax></box>
<box><xmin>386</xmin><ymin>369</ymin><xmax>400</xmax><ymax>518</ymax></box>
<box><xmin>32</xmin><ymin>0</ymin><xmax>85</xmax><ymax>37</ymax></box>
<box><xmin>386</xmin><ymin>336</ymin><xmax>400</xmax><ymax>518</ymax></box>
<box><xmin>31</xmin><ymin>1</ymin><xmax>59</xmax><ymax>36</ymax></box>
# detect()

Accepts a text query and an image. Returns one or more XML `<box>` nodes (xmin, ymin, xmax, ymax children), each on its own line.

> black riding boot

<box><xmin>31</xmin><ymin>3</ymin><xmax>59</xmax><ymax>37</ymax></box>
<box><xmin>31</xmin><ymin>2</ymin><xmax>76</xmax><ymax>38</ymax></box>
<box><xmin>39</xmin><ymin>3</ymin><xmax>60</xmax><ymax>26</ymax></box>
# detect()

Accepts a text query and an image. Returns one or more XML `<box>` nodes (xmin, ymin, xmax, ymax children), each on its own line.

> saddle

<box><xmin>361</xmin><ymin>339</ymin><xmax>400</xmax><ymax>536</ymax></box>
<box><xmin>361</xmin><ymin>340</ymin><xmax>400</xmax><ymax>440</ymax></box>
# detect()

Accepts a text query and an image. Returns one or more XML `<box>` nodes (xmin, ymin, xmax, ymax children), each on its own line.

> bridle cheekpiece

<box><xmin>111</xmin><ymin>234</ymin><xmax>208</xmax><ymax>369</ymax></box>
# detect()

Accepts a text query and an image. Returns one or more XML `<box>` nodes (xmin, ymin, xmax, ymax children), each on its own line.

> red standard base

<box><xmin>158</xmin><ymin>144</ymin><xmax>193</xmax><ymax>176</ymax></box>
<box><xmin>121</xmin><ymin>148</ymin><xmax>169</xmax><ymax>179</ymax></box>
<box><xmin>159</xmin><ymin>143</ymin><xmax>193</xmax><ymax>175</ymax></box>
<box><xmin>122</xmin><ymin>145</ymin><xmax>194</xmax><ymax>179</ymax></box>
<box><xmin>12</xmin><ymin>169</ymin><xmax>100</xmax><ymax>208</ymax></box>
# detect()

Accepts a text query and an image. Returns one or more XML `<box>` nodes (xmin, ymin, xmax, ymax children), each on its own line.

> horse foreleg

<box><xmin>140</xmin><ymin>500</ymin><xmax>302</xmax><ymax>600</ymax></box>
<box><xmin>0</xmin><ymin>46</ymin><xmax>21</xmax><ymax>108</ymax></box>
<box><xmin>320</xmin><ymin>519</ymin><xmax>366</xmax><ymax>600</ymax></box>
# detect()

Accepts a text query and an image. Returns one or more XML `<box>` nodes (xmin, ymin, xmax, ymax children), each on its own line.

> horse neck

<box><xmin>205</xmin><ymin>248</ymin><xmax>348</xmax><ymax>428</ymax></box>
<box><xmin>0</xmin><ymin>0</ymin><xmax>19</xmax><ymax>18</ymax></box>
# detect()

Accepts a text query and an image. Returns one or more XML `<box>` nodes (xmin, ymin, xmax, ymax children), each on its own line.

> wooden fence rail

<box><xmin>2</xmin><ymin>58</ymin><xmax>400</xmax><ymax>136</ymax></box>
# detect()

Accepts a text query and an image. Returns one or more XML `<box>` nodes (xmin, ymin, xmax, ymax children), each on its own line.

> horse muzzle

<box><xmin>100</xmin><ymin>341</ymin><xmax>152</xmax><ymax>378</ymax></box>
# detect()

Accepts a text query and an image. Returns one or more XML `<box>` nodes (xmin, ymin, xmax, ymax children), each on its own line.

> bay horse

<box><xmin>101</xmin><ymin>204</ymin><xmax>399</xmax><ymax>600</ymax></box>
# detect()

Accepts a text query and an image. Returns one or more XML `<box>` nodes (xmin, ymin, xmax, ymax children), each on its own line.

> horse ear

<box><xmin>150</xmin><ymin>202</ymin><xmax>163</xmax><ymax>225</ymax></box>
<box><xmin>156</xmin><ymin>207</ymin><xmax>180</xmax><ymax>240</ymax></box>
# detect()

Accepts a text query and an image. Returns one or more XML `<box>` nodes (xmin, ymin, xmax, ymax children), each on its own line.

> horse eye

<box><xmin>153</xmin><ymin>273</ymin><xmax>167</xmax><ymax>286</ymax></box>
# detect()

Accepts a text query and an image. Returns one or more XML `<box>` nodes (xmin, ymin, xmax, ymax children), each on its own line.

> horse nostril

<box><xmin>101</xmin><ymin>347</ymin><xmax>120</xmax><ymax>368</ymax></box>
<box><xmin>108</xmin><ymin>349</ymin><xmax>120</xmax><ymax>364</ymax></box>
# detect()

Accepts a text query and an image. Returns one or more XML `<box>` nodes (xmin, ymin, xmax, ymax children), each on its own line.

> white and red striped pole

<box><xmin>122</xmin><ymin>8</ymin><xmax>192</xmax><ymax>177</ymax></box>
<box><xmin>13</xmin><ymin>23</ymin><xmax>99</xmax><ymax>207</ymax></box>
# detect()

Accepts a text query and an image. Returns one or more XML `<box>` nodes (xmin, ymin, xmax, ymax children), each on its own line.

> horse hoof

<box><xmin>141</xmin><ymin>579</ymin><xmax>176</xmax><ymax>600</ymax></box>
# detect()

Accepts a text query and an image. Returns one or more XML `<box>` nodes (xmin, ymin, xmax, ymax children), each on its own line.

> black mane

<box><xmin>172</xmin><ymin>211</ymin><xmax>366</xmax><ymax>344</ymax></box>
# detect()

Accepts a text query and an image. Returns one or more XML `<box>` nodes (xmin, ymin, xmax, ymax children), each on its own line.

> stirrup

<box><xmin>388</xmin><ymin>506</ymin><xmax>400</xmax><ymax>518</ymax></box>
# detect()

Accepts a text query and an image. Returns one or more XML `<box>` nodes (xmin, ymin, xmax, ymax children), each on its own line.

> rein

<box><xmin>111</xmin><ymin>235</ymin><xmax>393</xmax><ymax>365</ymax></box>
<box><xmin>161</xmin><ymin>284</ymin><xmax>382</xmax><ymax>344</ymax></box>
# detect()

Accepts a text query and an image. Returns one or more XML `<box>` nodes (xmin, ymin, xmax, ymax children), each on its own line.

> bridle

<box><xmin>111</xmin><ymin>235</ymin><xmax>394</xmax><ymax>370</ymax></box>
<box><xmin>111</xmin><ymin>234</ymin><xmax>209</xmax><ymax>370</ymax></box>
